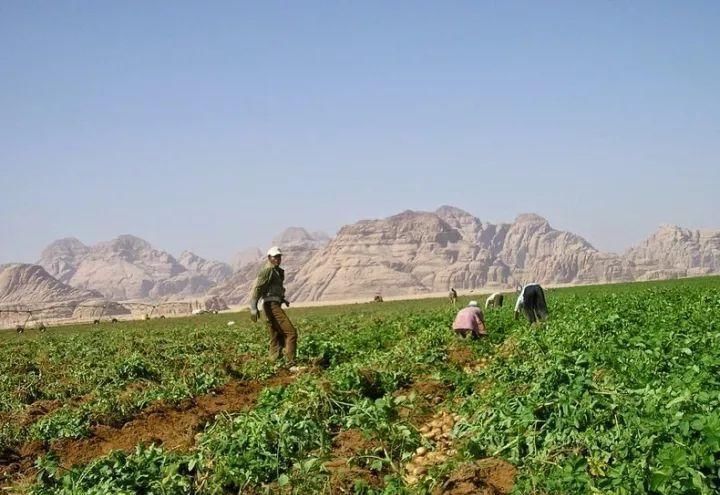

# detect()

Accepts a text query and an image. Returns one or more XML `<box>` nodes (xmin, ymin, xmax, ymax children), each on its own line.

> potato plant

<box><xmin>0</xmin><ymin>277</ymin><xmax>718</xmax><ymax>494</ymax></box>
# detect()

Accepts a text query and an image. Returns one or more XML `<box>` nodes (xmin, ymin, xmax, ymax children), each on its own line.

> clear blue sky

<box><xmin>1</xmin><ymin>1</ymin><xmax>718</xmax><ymax>264</ymax></box>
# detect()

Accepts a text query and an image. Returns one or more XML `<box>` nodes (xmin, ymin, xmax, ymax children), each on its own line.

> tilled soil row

<box><xmin>0</xmin><ymin>372</ymin><xmax>296</xmax><ymax>490</ymax></box>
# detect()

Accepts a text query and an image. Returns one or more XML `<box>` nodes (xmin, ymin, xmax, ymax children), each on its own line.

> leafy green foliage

<box><xmin>1</xmin><ymin>276</ymin><xmax>718</xmax><ymax>494</ymax></box>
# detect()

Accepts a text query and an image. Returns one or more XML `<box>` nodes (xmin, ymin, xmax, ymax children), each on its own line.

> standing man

<box><xmin>452</xmin><ymin>301</ymin><xmax>487</xmax><ymax>339</ymax></box>
<box><xmin>250</xmin><ymin>246</ymin><xmax>298</xmax><ymax>368</ymax></box>
<box><xmin>514</xmin><ymin>283</ymin><xmax>548</xmax><ymax>323</ymax></box>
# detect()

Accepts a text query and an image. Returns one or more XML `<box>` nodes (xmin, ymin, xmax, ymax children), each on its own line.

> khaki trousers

<box><xmin>263</xmin><ymin>301</ymin><xmax>298</xmax><ymax>363</ymax></box>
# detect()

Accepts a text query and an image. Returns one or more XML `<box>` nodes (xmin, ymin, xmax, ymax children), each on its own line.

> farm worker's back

<box><xmin>514</xmin><ymin>283</ymin><xmax>548</xmax><ymax>323</ymax></box>
<box><xmin>452</xmin><ymin>301</ymin><xmax>486</xmax><ymax>339</ymax></box>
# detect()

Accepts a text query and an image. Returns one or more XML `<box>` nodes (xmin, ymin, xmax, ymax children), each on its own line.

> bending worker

<box><xmin>250</xmin><ymin>246</ymin><xmax>299</xmax><ymax>368</ymax></box>
<box><xmin>514</xmin><ymin>283</ymin><xmax>548</xmax><ymax>323</ymax></box>
<box><xmin>485</xmin><ymin>292</ymin><xmax>504</xmax><ymax>309</ymax></box>
<box><xmin>452</xmin><ymin>300</ymin><xmax>487</xmax><ymax>339</ymax></box>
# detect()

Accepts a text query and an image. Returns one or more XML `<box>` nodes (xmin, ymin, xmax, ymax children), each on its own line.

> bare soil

<box><xmin>447</xmin><ymin>346</ymin><xmax>475</xmax><ymax>367</ymax></box>
<box><xmin>323</xmin><ymin>429</ymin><xmax>384</xmax><ymax>494</ymax></box>
<box><xmin>396</xmin><ymin>377</ymin><xmax>452</xmax><ymax>425</ymax></box>
<box><xmin>434</xmin><ymin>458</ymin><xmax>517</xmax><ymax>495</ymax></box>
<box><xmin>0</xmin><ymin>373</ymin><xmax>295</xmax><ymax>489</ymax></box>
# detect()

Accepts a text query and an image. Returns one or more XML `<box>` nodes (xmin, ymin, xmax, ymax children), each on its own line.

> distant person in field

<box><xmin>452</xmin><ymin>300</ymin><xmax>487</xmax><ymax>339</ymax></box>
<box><xmin>449</xmin><ymin>287</ymin><xmax>458</xmax><ymax>305</ymax></box>
<box><xmin>514</xmin><ymin>283</ymin><xmax>548</xmax><ymax>323</ymax></box>
<box><xmin>485</xmin><ymin>292</ymin><xmax>504</xmax><ymax>309</ymax></box>
<box><xmin>250</xmin><ymin>246</ymin><xmax>299</xmax><ymax>370</ymax></box>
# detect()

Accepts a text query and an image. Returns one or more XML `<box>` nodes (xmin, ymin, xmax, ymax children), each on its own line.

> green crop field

<box><xmin>1</xmin><ymin>277</ymin><xmax>719</xmax><ymax>494</ymax></box>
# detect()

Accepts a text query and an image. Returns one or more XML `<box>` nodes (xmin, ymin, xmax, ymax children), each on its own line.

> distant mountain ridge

<box><xmin>38</xmin><ymin>235</ymin><xmax>233</xmax><ymax>300</ymax></box>
<box><xmin>7</xmin><ymin>207</ymin><xmax>718</xmax><ymax>313</ymax></box>
<box><xmin>210</xmin><ymin>227</ymin><xmax>330</xmax><ymax>304</ymax></box>
<box><xmin>37</xmin><ymin>237</ymin><xmax>89</xmax><ymax>283</ymax></box>
<box><xmin>625</xmin><ymin>224</ymin><xmax>720</xmax><ymax>280</ymax></box>
<box><xmin>0</xmin><ymin>263</ymin><xmax>102</xmax><ymax>304</ymax></box>
<box><xmin>286</xmin><ymin>206</ymin><xmax>717</xmax><ymax>301</ymax></box>
<box><xmin>0</xmin><ymin>263</ymin><xmax>105</xmax><ymax>328</ymax></box>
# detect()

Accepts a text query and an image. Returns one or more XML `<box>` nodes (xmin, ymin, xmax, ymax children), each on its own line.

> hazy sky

<box><xmin>2</xmin><ymin>1</ymin><xmax>718</xmax><ymax>264</ymax></box>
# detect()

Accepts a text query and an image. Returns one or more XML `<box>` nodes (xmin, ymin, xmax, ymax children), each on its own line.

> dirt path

<box><xmin>0</xmin><ymin>373</ymin><xmax>295</xmax><ymax>490</ymax></box>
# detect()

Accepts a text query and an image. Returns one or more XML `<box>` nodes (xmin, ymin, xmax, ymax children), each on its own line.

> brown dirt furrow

<box><xmin>55</xmin><ymin>373</ymin><xmax>294</xmax><ymax>467</ymax></box>
<box><xmin>0</xmin><ymin>373</ymin><xmax>295</xmax><ymax>489</ymax></box>
<box><xmin>448</xmin><ymin>345</ymin><xmax>475</xmax><ymax>368</ymax></box>
<box><xmin>323</xmin><ymin>429</ymin><xmax>384</xmax><ymax>493</ymax></box>
<box><xmin>433</xmin><ymin>458</ymin><xmax>517</xmax><ymax>495</ymax></box>
<box><xmin>395</xmin><ymin>377</ymin><xmax>452</xmax><ymax>427</ymax></box>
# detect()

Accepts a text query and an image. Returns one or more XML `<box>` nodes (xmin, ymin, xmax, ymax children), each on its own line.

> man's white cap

<box><xmin>267</xmin><ymin>246</ymin><xmax>282</xmax><ymax>257</ymax></box>
<box><xmin>468</xmin><ymin>300</ymin><xmax>478</xmax><ymax>307</ymax></box>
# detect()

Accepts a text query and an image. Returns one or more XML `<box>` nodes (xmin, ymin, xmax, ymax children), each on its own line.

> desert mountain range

<box><xmin>1</xmin><ymin>206</ymin><xmax>718</xmax><ymax>327</ymax></box>
<box><xmin>37</xmin><ymin>235</ymin><xmax>234</xmax><ymax>300</ymax></box>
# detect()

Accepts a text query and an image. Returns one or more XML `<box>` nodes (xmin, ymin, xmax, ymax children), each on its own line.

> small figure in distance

<box><xmin>449</xmin><ymin>287</ymin><xmax>458</xmax><ymax>306</ymax></box>
<box><xmin>93</xmin><ymin>319</ymin><xmax>100</xmax><ymax>325</ymax></box>
<box><xmin>452</xmin><ymin>300</ymin><xmax>487</xmax><ymax>340</ymax></box>
<box><xmin>111</xmin><ymin>318</ymin><xmax>118</xmax><ymax>323</ymax></box>
<box><xmin>16</xmin><ymin>325</ymin><xmax>24</xmax><ymax>334</ymax></box>
<box><xmin>485</xmin><ymin>292</ymin><xmax>504</xmax><ymax>309</ymax></box>
<box><xmin>373</xmin><ymin>294</ymin><xmax>384</xmax><ymax>303</ymax></box>
<box><xmin>514</xmin><ymin>283</ymin><xmax>548</xmax><ymax>324</ymax></box>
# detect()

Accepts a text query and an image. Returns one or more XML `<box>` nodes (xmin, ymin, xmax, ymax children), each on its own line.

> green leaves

<box><xmin>458</xmin><ymin>280</ymin><xmax>720</xmax><ymax>494</ymax></box>
<box><xmin>7</xmin><ymin>277</ymin><xmax>720</xmax><ymax>494</ymax></box>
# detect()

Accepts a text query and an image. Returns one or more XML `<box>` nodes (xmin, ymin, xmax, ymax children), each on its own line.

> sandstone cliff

<box><xmin>0</xmin><ymin>263</ymin><xmax>104</xmax><ymax>327</ymax></box>
<box><xmin>178</xmin><ymin>251</ymin><xmax>233</xmax><ymax>285</ymax></box>
<box><xmin>17</xmin><ymin>207</ymin><xmax>720</xmax><ymax>309</ymax></box>
<box><xmin>232</xmin><ymin>248</ymin><xmax>263</xmax><ymax>271</ymax></box>
<box><xmin>211</xmin><ymin>227</ymin><xmax>330</xmax><ymax>304</ymax></box>
<box><xmin>625</xmin><ymin>224</ymin><xmax>720</xmax><ymax>280</ymax></box>
<box><xmin>289</xmin><ymin>207</ymin><xmax>639</xmax><ymax>301</ymax></box>
<box><xmin>38</xmin><ymin>235</ymin><xmax>222</xmax><ymax>300</ymax></box>
<box><xmin>37</xmin><ymin>237</ymin><xmax>89</xmax><ymax>283</ymax></box>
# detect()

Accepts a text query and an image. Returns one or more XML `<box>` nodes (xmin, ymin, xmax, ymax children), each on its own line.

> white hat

<box><xmin>468</xmin><ymin>300</ymin><xmax>478</xmax><ymax>307</ymax></box>
<box><xmin>267</xmin><ymin>246</ymin><xmax>282</xmax><ymax>257</ymax></box>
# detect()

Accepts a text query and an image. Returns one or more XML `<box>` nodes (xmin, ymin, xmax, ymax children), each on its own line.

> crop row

<box><xmin>2</xmin><ymin>276</ymin><xmax>719</xmax><ymax>493</ymax></box>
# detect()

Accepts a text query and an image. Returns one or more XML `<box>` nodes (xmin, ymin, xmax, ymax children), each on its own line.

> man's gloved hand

<box><xmin>282</xmin><ymin>298</ymin><xmax>290</xmax><ymax>308</ymax></box>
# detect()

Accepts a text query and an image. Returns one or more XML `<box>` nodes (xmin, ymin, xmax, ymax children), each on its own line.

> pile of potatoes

<box><xmin>404</xmin><ymin>411</ymin><xmax>462</xmax><ymax>485</ymax></box>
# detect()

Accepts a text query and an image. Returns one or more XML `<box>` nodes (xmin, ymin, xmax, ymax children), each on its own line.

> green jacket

<box><xmin>250</xmin><ymin>263</ymin><xmax>286</xmax><ymax>310</ymax></box>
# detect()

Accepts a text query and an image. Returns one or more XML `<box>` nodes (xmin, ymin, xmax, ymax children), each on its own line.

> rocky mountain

<box><xmin>177</xmin><ymin>251</ymin><xmax>233</xmax><ymax>285</ymax></box>
<box><xmin>273</xmin><ymin>227</ymin><xmax>330</xmax><ymax>248</ymax></box>
<box><xmin>38</xmin><ymin>235</ymin><xmax>218</xmax><ymax>300</ymax></box>
<box><xmin>496</xmin><ymin>213</ymin><xmax>635</xmax><ymax>285</ymax></box>
<box><xmin>0</xmin><ymin>263</ymin><xmax>101</xmax><ymax>304</ymax></box>
<box><xmin>12</xmin><ymin>207</ymin><xmax>720</xmax><ymax>311</ymax></box>
<box><xmin>625</xmin><ymin>225</ymin><xmax>720</xmax><ymax>280</ymax></box>
<box><xmin>37</xmin><ymin>237</ymin><xmax>89</xmax><ymax>283</ymax></box>
<box><xmin>212</xmin><ymin>227</ymin><xmax>330</xmax><ymax>304</ymax></box>
<box><xmin>289</xmin><ymin>207</ymin><xmax>637</xmax><ymax>302</ymax></box>
<box><xmin>0</xmin><ymin>263</ymin><xmax>106</xmax><ymax>327</ymax></box>
<box><xmin>232</xmin><ymin>248</ymin><xmax>263</xmax><ymax>271</ymax></box>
